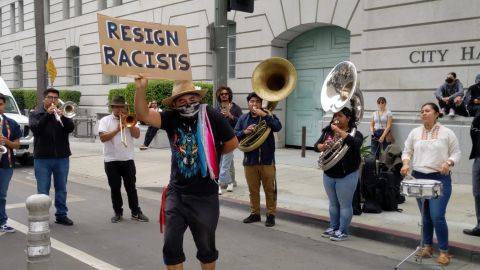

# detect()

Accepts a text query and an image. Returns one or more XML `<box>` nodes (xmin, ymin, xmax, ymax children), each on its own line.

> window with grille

<box><xmin>67</xmin><ymin>46</ymin><xmax>80</xmax><ymax>86</ymax></box>
<box><xmin>13</xmin><ymin>56</ymin><xmax>23</xmax><ymax>88</ymax></box>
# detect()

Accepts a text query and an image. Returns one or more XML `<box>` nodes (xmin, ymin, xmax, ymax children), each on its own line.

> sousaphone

<box><xmin>238</xmin><ymin>57</ymin><xmax>297</xmax><ymax>152</ymax></box>
<box><xmin>317</xmin><ymin>61</ymin><xmax>364</xmax><ymax>170</ymax></box>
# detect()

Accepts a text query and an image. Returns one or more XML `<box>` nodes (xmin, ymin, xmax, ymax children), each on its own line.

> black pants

<box><xmin>437</xmin><ymin>99</ymin><xmax>469</xmax><ymax>116</ymax></box>
<box><xmin>104</xmin><ymin>160</ymin><xmax>140</xmax><ymax>215</ymax></box>
<box><xmin>163</xmin><ymin>188</ymin><xmax>219</xmax><ymax>265</ymax></box>
<box><xmin>143</xmin><ymin>126</ymin><xmax>159</xmax><ymax>147</ymax></box>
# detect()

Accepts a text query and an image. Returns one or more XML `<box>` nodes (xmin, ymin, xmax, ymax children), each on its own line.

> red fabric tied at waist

<box><xmin>159</xmin><ymin>185</ymin><xmax>169</xmax><ymax>233</ymax></box>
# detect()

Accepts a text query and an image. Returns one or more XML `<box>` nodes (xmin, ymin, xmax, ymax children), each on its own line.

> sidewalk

<box><xmin>67</xmin><ymin>139</ymin><xmax>480</xmax><ymax>262</ymax></box>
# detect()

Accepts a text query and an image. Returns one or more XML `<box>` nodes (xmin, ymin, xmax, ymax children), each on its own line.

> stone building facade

<box><xmin>0</xmin><ymin>0</ymin><xmax>479</xmax><ymax>181</ymax></box>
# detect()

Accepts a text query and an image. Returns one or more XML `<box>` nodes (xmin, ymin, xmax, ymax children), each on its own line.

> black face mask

<box><xmin>445</xmin><ymin>78</ymin><xmax>454</xmax><ymax>84</ymax></box>
<box><xmin>176</xmin><ymin>102</ymin><xmax>200</xmax><ymax>118</ymax></box>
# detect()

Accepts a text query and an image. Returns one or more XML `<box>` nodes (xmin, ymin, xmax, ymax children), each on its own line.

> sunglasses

<box><xmin>220</xmin><ymin>93</ymin><xmax>229</xmax><ymax>96</ymax></box>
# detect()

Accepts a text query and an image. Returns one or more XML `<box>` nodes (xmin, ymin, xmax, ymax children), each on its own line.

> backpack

<box><xmin>361</xmin><ymin>157</ymin><xmax>383</xmax><ymax>214</ymax></box>
<box><xmin>352</xmin><ymin>180</ymin><xmax>362</xmax><ymax>215</ymax></box>
<box><xmin>379</xmin><ymin>171</ymin><xmax>402</xmax><ymax>212</ymax></box>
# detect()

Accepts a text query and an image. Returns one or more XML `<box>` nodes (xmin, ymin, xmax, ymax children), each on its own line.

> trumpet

<box><xmin>53</xmin><ymin>99</ymin><xmax>78</xmax><ymax>127</ymax></box>
<box><xmin>0</xmin><ymin>116</ymin><xmax>7</xmax><ymax>155</ymax></box>
<box><xmin>119</xmin><ymin>113</ymin><xmax>137</xmax><ymax>147</ymax></box>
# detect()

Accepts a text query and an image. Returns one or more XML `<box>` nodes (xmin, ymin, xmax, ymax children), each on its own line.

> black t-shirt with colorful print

<box><xmin>161</xmin><ymin>106</ymin><xmax>234</xmax><ymax>195</ymax></box>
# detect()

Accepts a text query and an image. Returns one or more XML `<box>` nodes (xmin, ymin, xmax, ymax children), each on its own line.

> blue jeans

<box><xmin>371</xmin><ymin>137</ymin><xmax>389</xmax><ymax>160</ymax></box>
<box><xmin>413</xmin><ymin>171</ymin><xmax>452</xmax><ymax>252</ymax></box>
<box><xmin>0</xmin><ymin>168</ymin><xmax>14</xmax><ymax>225</ymax></box>
<box><xmin>323</xmin><ymin>170</ymin><xmax>359</xmax><ymax>234</ymax></box>
<box><xmin>34</xmin><ymin>158</ymin><xmax>70</xmax><ymax>218</ymax></box>
<box><xmin>218</xmin><ymin>152</ymin><xmax>234</xmax><ymax>186</ymax></box>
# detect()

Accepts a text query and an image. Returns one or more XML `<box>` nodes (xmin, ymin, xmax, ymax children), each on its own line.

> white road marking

<box><xmin>7</xmin><ymin>219</ymin><xmax>122</xmax><ymax>270</ymax></box>
<box><xmin>6</xmin><ymin>197</ymin><xmax>86</xmax><ymax>210</ymax></box>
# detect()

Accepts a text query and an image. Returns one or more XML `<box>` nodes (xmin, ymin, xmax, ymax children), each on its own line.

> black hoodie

<box><xmin>314</xmin><ymin>126</ymin><xmax>363</xmax><ymax>178</ymax></box>
<box><xmin>29</xmin><ymin>106</ymin><xmax>74</xmax><ymax>159</ymax></box>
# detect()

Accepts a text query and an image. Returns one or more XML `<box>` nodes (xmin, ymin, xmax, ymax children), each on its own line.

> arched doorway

<box><xmin>286</xmin><ymin>26</ymin><xmax>350</xmax><ymax>147</ymax></box>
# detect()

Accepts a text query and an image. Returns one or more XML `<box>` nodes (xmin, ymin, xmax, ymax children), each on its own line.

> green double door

<box><xmin>286</xmin><ymin>26</ymin><xmax>350</xmax><ymax>147</ymax></box>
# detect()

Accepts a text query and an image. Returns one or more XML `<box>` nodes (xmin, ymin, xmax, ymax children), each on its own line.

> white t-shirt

<box><xmin>372</xmin><ymin>110</ymin><xmax>392</xmax><ymax>130</ymax></box>
<box><xmin>98</xmin><ymin>114</ymin><xmax>135</xmax><ymax>162</ymax></box>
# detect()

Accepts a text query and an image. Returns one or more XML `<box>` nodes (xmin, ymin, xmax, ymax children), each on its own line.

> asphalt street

<box><xmin>0</xmin><ymin>166</ymin><xmax>477</xmax><ymax>270</ymax></box>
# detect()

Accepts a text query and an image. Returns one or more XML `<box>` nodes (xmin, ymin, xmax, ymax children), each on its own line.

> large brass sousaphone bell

<box><xmin>238</xmin><ymin>57</ymin><xmax>297</xmax><ymax>152</ymax></box>
<box><xmin>317</xmin><ymin>61</ymin><xmax>364</xmax><ymax>170</ymax></box>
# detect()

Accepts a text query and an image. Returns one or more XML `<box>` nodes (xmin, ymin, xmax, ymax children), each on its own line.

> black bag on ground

<box><xmin>352</xmin><ymin>180</ymin><xmax>362</xmax><ymax>215</ymax></box>
<box><xmin>361</xmin><ymin>157</ymin><xmax>383</xmax><ymax>213</ymax></box>
<box><xmin>379</xmin><ymin>171</ymin><xmax>402</xmax><ymax>211</ymax></box>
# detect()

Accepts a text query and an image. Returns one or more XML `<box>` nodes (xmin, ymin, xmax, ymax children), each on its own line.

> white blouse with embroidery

<box><xmin>401</xmin><ymin>123</ymin><xmax>461</xmax><ymax>174</ymax></box>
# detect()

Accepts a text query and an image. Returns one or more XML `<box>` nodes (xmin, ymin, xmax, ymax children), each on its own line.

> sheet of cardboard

<box><xmin>97</xmin><ymin>13</ymin><xmax>192</xmax><ymax>80</ymax></box>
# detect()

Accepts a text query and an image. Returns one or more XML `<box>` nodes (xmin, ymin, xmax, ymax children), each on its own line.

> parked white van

<box><xmin>0</xmin><ymin>77</ymin><xmax>34</xmax><ymax>165</ymax></box>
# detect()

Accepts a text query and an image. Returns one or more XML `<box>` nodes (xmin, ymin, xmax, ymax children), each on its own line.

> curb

<box><xmin>219</xmin><ymin>196</ymin><xmax>480</xmax><ymax>263</ymax></box>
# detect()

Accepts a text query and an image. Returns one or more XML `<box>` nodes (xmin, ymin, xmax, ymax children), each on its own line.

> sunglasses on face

<box><xmin>220</xmin><ymin>93</ymin><xmax>229</xmax><ymax>96</ymax></box>
<box><xmin>46</xmin><ymin>96</ymin><xmax>59</xmax><ymax>100</ymax></box>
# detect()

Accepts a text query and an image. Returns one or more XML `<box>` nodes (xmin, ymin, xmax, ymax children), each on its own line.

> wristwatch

<box><xmin>446</xmin><ymin>160</ymin><xmax>454</xmax><ymax>167</ymax></box>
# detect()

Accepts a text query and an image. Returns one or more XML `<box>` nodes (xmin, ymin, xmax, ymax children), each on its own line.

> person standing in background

<box><xmin>370</xmin><ymin>97</ymin><xmax>394</xmax><ymax>159</ymax></box>
<box><xmin>215</xmin><ymin>86</ymin><xmax>242</xmax><ymax>194</ymax></box>
<box><xmin>140</xmin><ymin>100</ymin><xmax>162</xmax><ymax>150</ymax></box>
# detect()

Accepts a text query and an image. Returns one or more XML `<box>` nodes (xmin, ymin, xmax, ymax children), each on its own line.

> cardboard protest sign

<box><xmin>97</xmin><ymin>14</ymin><xmax>192</xmax><ymax>80</ymax></box>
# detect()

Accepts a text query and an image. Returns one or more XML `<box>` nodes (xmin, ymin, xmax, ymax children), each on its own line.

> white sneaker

<box><xmin>448</xmin><ymin>108</ymin><xmax>455</xmax><ymax>117</ymax></box>
<box><xmin>227</xmin><ymin>183</ymin><xmax>234</xmax><ymax>192</ymax></box>
<box><xmin>0</xmin><ymin>224</ymin><xmax>16</xmax><ymax>233</ymax></box>
<box><xmin>440</xmin><ymin>108</ymin><xmax>446</xmax><ymax>116</ymax></box>
<box><xmin>218</xmin><ymin>185</ymin><xmax>222</xmax><ymax>195</ymax></box>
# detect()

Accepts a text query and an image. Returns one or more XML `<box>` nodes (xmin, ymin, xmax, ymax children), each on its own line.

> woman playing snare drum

<box><xmin>400</xmin><ymin>102</ymin><xmax>461</xmax><ymax>266</ymax></box>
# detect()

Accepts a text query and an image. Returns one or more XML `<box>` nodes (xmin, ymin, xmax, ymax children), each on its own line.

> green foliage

<box><xmin>10</xmin><ymin>89</ymin><xmax>81</xmax><ymax>111</ymax></box>
<box><xmin>361</xmin><ymin>135</ymin><xmax>373</xmax><ymax>159</ymax></box>
<box><xmin>108</xmin><ymin>80</ymin><xmax>214</xmax><ymax>113</ymax></box>
<box><xmin>23</xmin><ymin>91</ymin><xmax>38</xmax><ymax>112</ymax></box>
<box><xmin>11</xmin><ymin>90</ymin><xmax>25</xmax><ymax>110</ymax></box>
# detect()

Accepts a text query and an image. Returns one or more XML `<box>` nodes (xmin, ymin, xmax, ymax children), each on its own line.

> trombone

<box><xmin>119</xmin><ymin>113</ymin><xmax>137</xmax><ymax>147</ymax></box>
<box><xmin>53</xmin><ymin>99</ymin><xmax>78</xmax><ymax>127</ymax></box>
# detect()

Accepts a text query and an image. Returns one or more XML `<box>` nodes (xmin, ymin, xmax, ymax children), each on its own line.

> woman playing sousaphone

<box><xmin>400</xmin><ymin>102</ymin><xmax>461</xmax><ymax>266</ymax></box>
<box><xmin>314</xmin><ymin>104</ymin><xmax>363</xmax><ymax>241</ymax></box>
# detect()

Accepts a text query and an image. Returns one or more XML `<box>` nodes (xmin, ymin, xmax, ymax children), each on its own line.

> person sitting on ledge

<box><xmin>435</xmin><ymin>72</ymin><xmax>466</xmax><ymax>117</ymax></box>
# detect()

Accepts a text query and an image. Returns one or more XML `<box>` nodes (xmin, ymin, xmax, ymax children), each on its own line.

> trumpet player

<box><xmin>29</xmin><ymin>88</ymin><xmax>75</xmax><ymax>226</ymax></box>
<box><xmin>0</xmin><ymin>94</ymin><xmax>21</xmax><ymax>233</ymax></box>
<box><xmin>98</xmin><ymin>96</ymin><xmax>149</xmax><ymax>223</ymax></box>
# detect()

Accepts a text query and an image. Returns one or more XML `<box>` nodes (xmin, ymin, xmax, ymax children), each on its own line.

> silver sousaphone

<box><xmin>317</xmin><ymin>61</ymin><xmax>364</xmax><ymax>170</ymax></box>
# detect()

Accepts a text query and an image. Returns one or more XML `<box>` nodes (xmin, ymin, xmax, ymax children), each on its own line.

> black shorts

<box><xmin>163</xmin><ymin>188</ymin><xmax>219</xmax><ymax>265</ymax></box>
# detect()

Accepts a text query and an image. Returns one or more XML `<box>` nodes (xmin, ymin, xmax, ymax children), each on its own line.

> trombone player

<box><xmin>98</xmin><ymin>96</ymin><xmax>149</xmax><ymax>223</ymax></box>
<box><xmin>0</xmin><ymin>93</ymin><xmax>21</xmax><ymax>233</ymax></box>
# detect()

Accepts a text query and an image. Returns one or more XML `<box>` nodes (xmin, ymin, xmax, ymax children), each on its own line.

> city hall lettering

<box><xmin>97</xmin><ymin>14</ymin><xmax>192</xmax><ymax>80</ymax></box>
<box><xmin>409</xmin><ymin>46</ymin><xmax>480</xmax><ymax>64</ymax></box>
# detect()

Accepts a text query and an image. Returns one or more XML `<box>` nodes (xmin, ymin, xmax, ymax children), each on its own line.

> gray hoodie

<box><xmin>435</xmin><ymin>79</ymin><xmax>464</xmax><ymax>100</ymax></box>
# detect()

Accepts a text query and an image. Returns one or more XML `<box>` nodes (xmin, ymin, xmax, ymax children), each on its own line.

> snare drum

<box><xmin>400</xmin><ymin>179</ymin><xmax>443</xmax><ymax>199</ymax></box>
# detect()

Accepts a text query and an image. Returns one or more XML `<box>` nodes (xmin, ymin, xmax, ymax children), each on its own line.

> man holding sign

<box><xmin>135</xmin><ymin>76</ymin><xmax>238</xmax><ymax>270</ymax></box>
